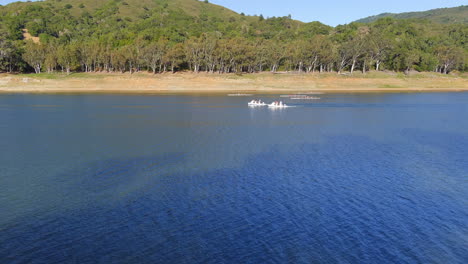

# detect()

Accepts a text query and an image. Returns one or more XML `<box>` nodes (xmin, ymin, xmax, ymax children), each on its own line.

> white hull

<box><xmin>290</xmin><ymin>96</ymin><xmax>320</xmax><ymax>100</ymax></box>
<box><xmin>228</xmin><ymin>93</ymin><xmax>253</xmax><ymax>96</ymax></box>
<box><xmin>248</xmin><ymin>100</ymin><xmax>291</xmax><ymax>108</ymax></box>
<box><xmin>268</xmin><ymin>104</ymin><xmax>289</xmax><ymax>108</ymax></box>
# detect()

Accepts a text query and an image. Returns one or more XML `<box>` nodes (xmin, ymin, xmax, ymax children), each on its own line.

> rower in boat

<box><xmin>248</xmin><ymin>99</ymin><xmax>266</xmax><ymax>106</ymax></box>
<box><xmin>269</xmin><ymin>101</ymin><xmax>288</xmax><ymax>108</ymax></box>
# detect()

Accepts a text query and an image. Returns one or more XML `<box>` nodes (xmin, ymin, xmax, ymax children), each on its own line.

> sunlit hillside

<box><xmin>355</xmin><ymin>5</ymin><xmax>468</xmax><ymax>24</ymax></box>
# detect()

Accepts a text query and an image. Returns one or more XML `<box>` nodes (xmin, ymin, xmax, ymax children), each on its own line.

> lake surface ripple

<box><xmin>0</xmin><ymin>93</ymin><xmax>467</xmax><ymax>263</ymax></box>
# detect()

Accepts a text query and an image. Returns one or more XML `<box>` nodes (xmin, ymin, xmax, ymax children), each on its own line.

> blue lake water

<box><xmin>0</xmin><ymin>93</ymin><xmax>467</xmax><ymax>263</ymax></box>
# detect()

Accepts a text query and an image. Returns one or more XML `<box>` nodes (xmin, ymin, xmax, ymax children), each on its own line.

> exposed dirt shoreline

<box><xmin>0</xmin><ymin>72</ymin><xmax>467</xmax><ymax>94</ymax></box>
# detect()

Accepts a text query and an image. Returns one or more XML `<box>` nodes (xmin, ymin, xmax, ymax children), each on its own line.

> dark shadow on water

<box><xmin>1</xmin><ymin>133</ymin><xmax>468</xmax><ymax>264</ymax></box>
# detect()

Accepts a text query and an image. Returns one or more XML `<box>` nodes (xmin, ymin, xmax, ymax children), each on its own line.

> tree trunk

<box><xmin>443</xmin><ymin>63</ymin><xmax>449</xmax><ymax>74</ymax></box>
<box><xmin>271</xmin><ymin>64</ymin><xmax>278</xmax><ymax>73</ymax></box>
<box><xmin>338</xmin><ymin>58</ymin><xmax>346</xmax><ymax>74</ymax></box>
<box><xmin>350</xmin><ymin>59</ymin><xmax>356</xmax><ymax>74</ymax></box>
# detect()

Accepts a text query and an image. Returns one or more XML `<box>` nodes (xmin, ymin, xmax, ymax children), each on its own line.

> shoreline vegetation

<box><xmin>0</xmin><ymin>2</ymin><xmax>466</xmax><ymax>79</ymax></box>
<box><xmin>1</xmin><ymin>71</ymin><xmax>467</xmax><ymax>94</ymax></box>
<box><xmin>1</xmin><ymin>0</ymin><xmax>467</xmax><ymax>94</ymax></box>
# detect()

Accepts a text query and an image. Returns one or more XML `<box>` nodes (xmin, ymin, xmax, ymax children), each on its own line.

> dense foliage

<box><xmin>356</xmin><ymin>5</ymin><xmax>468</xmax><ymax>24</ymax></box>
<box><xmin>0</xmin><ymin>0</ymin><xmax>466</xmax><ymax>74</ymax></box>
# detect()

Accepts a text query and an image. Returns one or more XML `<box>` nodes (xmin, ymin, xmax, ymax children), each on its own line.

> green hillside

<box><xmin>355</xmin><ymin>6</ymin><xmax>468</xmax><ymax>24</ymax></box>
<box><xmin>0</xmin><ymin>0</ymin><xmax>466</xmax><ymax>75</ymax></box>
<box><xmin>1</xmin><ymin>0</ymin><xmax>241</xmax><ymax>18</ymax></box>
<box><xmin>0</xmin><ymin>0</ymin><xmax>329</xmax><ymax>41</ymax></box>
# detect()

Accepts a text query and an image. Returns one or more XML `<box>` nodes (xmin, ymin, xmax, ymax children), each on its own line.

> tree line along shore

<box><xmin>0</xmin><ymin>1</ymin><xmax>466</xmax><ymax>76</ymax></box>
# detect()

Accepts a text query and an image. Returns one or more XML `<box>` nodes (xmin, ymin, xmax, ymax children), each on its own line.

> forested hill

<box><xmin>0</xmin><ymin>0</ymin><xmax>328</xmax><ymax>40</ymax></box>
<box><xmin>0</xmin><ymin>0</ymin><xmax>466</xmax><ymax>75</ymax></box>
<box><xmin>355</xmin><ymin>6</ymin><xmax>468</xmax><ymax>24</ymax></box>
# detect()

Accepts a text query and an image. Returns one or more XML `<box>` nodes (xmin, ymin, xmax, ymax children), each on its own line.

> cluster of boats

<box><xmin>248</xmin><ymin>100</ymin><xmax>289</xmax><ymax>108</ymax></box>
<box><xmin>245</xmin><ymin>93</ymin><xmax>323</xmax><ymax>108</ymax></box>
<box><xmin>280</xmin><ymin>94</ymin><xmax>321</xmax><ymax>100</ymax></box>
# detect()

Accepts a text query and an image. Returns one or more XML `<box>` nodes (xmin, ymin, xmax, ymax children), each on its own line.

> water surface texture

<box><xmin>1</xmin><ymin>93</ymin><xmax>467</xmax><ymax>263</ymax></box>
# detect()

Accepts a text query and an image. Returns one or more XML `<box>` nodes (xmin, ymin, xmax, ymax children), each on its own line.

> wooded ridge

<box><xmin>355</xmin><ymin>6</ymin><xmax>468</xmax><ymax>24</ymax></box>
<box><xmin>0</xmin><ymin>0</ymin><xmax>466</xmax><ymax>75</ymax></box>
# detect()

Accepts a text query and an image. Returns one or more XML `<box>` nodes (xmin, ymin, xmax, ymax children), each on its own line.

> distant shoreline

<box><xmin>1</xmin><ymin>72</ymin><xmax>467</xmax><ymax>94</ymax></box>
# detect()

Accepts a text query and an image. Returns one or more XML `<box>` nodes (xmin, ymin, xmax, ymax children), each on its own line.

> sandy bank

<box><xmin>0</xmin><ymin>72</ymin><xmax>467</xmax><ymax>94</ymax></box>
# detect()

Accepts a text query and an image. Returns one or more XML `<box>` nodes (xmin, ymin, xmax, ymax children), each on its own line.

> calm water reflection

<box><xmin>0</xmin><ymin>93</ymin><xmax>467</xmax><ymax>263</ymax></box>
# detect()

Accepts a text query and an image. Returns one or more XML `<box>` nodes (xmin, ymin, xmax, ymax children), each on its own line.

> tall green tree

<box><xmin>23</xmin><ymin>41</ymin><xmax>46</xmax><ymax>73</ymax></box>
<box><xmin>57</xmin><ymin>44</ymin><xmax>78</xmax><ymax>75</ymax></box>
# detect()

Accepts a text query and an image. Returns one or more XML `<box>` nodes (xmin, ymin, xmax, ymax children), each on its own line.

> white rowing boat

<box><xmin>290</xmin><ymin>96</ymin><xmax>320</xmax><ymax>100</ymax></box>
<box><xmin>268</xmin><ymin>101</ymin><xmax>289</xmax><ymax>108</ymax></box>
<box><xmin>228</xmin><ymin>93</ymin><xmax>253</xmax><ymax>96</ymax></box>
<box><xmin>248</xmin><ymin>100</ymin><xmax>267</xmax><ymax>106</ymax></box>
